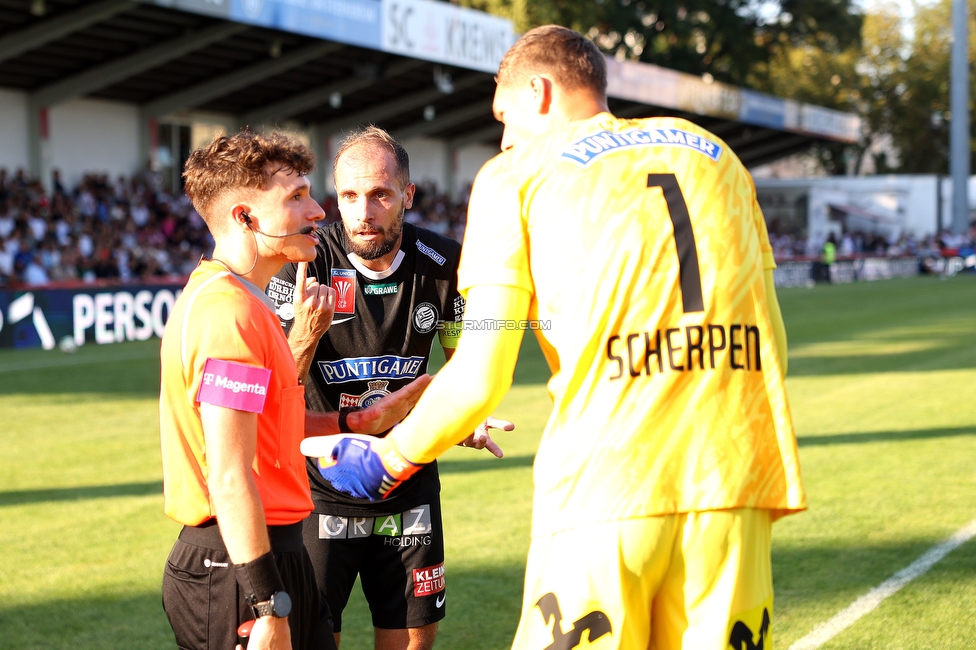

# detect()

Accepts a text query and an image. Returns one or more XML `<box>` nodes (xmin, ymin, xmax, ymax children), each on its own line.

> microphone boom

<box><xmin>253</xmin><ymin>225</ymin><xmax>317</xmax><ymax>238</ymax></box>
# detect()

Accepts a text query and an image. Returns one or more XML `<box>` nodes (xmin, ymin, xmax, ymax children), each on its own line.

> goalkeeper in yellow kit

<box><xmin>312</xmin><ymin>24</ymin><xmax>807</xmax><ymax>650</ymax></box>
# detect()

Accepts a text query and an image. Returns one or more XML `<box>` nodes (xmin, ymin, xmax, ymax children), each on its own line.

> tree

<box><xmin>760</xmin><ymin>0</ymin><xmax>976</xmax><ymax>175</ymax></box>
<box><xmin>759</xmin><ymin>3</ymin><xmax>905</xmax><ymax>174</ymax></box>
<box><xmin>457</xmin><ymin>0</ymin><xmax>862</xmax><ymax>87</ymax></box>
<box><xmin>458</xmin><ymin>0</ymin><xmax>976</xmax><ymax>177</ymax></box>
<box><xmin>890</xmin><ymin>0</ymin><xmax>953</xmax><ymax>174</ymax></box>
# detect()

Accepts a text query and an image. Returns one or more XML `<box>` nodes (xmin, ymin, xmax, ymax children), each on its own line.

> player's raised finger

<box><xmin>294</xmin><ymin>261</ymin><xmax>308</xmax><ymax>303</ymax></box>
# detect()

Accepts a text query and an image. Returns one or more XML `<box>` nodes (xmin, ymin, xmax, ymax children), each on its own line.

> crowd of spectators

<box><xmin>770</xmin><ymin>227</ymin><xmax>976</xmax><ymax>262</ymax></box>
<box><xmin>0</xmin><ymin>170</ymin><xmax>471</xmax><ymax>287</ymax></box>
<box><xmin>0</xmin><ymin>167</ymin><xmax>212</xmax><ymax>287</ymax></box>
<box><xmin>403</xmin><ymin>181</ymin><xmax>469</xmax><ymax>242</ymax></box>
<box><xmin>2</xmin><ymin>167</ymin><xmax>973</xmax><ymax>287</ymax></box>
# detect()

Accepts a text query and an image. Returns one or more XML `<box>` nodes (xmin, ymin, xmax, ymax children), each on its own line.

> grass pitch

<box><xmin>0</xmin><ymin>275</ymin><xmax>974</xmax><ymax>649</ymax></box>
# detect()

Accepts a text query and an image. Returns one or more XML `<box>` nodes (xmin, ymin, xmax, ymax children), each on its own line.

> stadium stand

<box><xmin>0</xmin><ymin>167</ymin><xmax>471</xmax><ymax>286</ymax></box>
<box><xmin>0</xmin><ymin>0</ymin><xmax>861</xmax><ymax>200</ymax></box>
<box><xmin>2</xmin><ymin>163</ymin><xmax>972</xmax><ymax>289</ymax></box>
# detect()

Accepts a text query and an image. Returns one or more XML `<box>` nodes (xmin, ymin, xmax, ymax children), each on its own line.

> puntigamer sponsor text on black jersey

<box><xmin>268</xmin><ymin>222</ymin><xmax>463</xmax><ymax>517</ymax></box>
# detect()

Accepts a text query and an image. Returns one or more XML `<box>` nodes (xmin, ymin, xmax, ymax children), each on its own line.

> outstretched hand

<box><xmin>308</xmin><ymin>434</ymin><xmax>424</xmax><ymax>500</ymax></box>
<box><xmin>457</xmin><ymin>416</ymin><xmax>514</xmax><ymax>458</ymax></box>
<box><xmin>347</xmin><ymin>374</ymin><xmax>433</xmax><ymax>435</ymax></box>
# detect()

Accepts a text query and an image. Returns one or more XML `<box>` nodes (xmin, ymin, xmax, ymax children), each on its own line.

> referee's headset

<box><xmin>222</xmin><ymin>211</ymin><xmax>320</xmax><ymax>278</ymax></box>
<box><xmin>240</xmin><ymin>212</ymin><xmax>317</xmax><ymax>238</ymax></box>
<box><xmin>243</xmin><ymin>211</ymin><xmax>322</xmax><ymax>286</ymax></box>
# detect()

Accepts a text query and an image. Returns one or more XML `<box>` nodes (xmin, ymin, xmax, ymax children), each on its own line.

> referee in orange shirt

<box><xmin>157</xmin><ymin>130</ymin><xmax>434</xmax><ymax>650</ymax></box>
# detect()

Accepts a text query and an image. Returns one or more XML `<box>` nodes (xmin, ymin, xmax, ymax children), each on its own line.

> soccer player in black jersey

<box><xmin>268</xmin><ymin>126</ymin><xmax>510</xmax><ymax>650</ymax></box>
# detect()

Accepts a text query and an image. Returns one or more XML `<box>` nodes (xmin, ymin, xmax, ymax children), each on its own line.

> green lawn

<box><xmin>1</xmin><ymin>275</ymin><xmax>975</xmax><ymax>649</ymax></box>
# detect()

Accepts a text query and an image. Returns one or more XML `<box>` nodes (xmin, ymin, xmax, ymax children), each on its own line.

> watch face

<box><xmin>273</xmin><ymin>591</ymin><xmax>292</xmax><ymax>618</ymax></box>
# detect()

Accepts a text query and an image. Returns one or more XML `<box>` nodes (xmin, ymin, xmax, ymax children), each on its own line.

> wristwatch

<box><xmin>251</xmin><ymin>591</ymin><xmax>292</xmax><ymax>618</ymax></box>
<box><xmin>338</xmin><ymin>406</ymin><xmax>363</xmax><ymax>433</ymax></box>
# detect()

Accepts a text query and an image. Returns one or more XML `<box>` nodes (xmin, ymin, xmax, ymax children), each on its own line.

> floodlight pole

<box><xmin>950</xmin><ymin>0</ymin><xmax>970</xmax><ymax>235</ymax></box>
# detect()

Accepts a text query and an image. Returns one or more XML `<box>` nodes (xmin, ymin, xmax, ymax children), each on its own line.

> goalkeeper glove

<box><xmin>307</xmin><ymin>434</ymin><xmax>422</xmax><ymax>500</ymax></box>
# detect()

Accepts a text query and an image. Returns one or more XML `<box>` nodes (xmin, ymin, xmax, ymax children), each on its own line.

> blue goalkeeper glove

<box><xmin>302</xmin><ymin>434</ymin><xmax>423</xmax><ymax>500</ymax></box>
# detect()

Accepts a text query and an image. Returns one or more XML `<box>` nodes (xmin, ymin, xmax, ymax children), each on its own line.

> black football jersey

<box><xmin>268</xmin><ymin>221</ymin><xmax>464</xmax><ymax>516</ymax></box>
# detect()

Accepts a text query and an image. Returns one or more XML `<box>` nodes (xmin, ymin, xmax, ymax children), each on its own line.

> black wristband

<box><xmin>233</xmin><ymin>552</ymin><xmax>285</xmax><ymax>606</ymax></box>
<box><xmin>338</xmin><ymin>407</ymin><xmax>362</xmax><ymax>433</ymax></box>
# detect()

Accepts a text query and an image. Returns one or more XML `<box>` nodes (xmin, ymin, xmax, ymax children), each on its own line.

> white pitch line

<box><xmin>789</xmin><ymin>518</ymin><xmax>976</xmax><ymax>650</ymax></box>
<box><xmin>0</xmin><ymin>348</ymin><xmax>158</xmax><ymax>373</ymax></box>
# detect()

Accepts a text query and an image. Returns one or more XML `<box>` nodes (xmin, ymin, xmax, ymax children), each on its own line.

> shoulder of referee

<box><xmin>187</xmin><ymin>276</ymin><xmax>269</xmax><ymax>333</ymax></box>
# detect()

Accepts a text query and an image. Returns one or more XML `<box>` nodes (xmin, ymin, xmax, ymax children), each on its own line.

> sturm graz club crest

<box><xmin>412</xmin><ymin>302</ymin><xmax>438</xmax><ymax>334</ymax></box>
<box><xmin>535</xmin><ymin>592</ymin><xmax>611</xmax><ymax>650</ymax></box>
<box><xmin>339</xmin><ymin>380</ymin><xmax>391</xmax><ymax>409</ymax></box>
<box><xmin>728</xmin><ymin>607</ymin><xmax>770</xmax><ymax>650</ymax></box>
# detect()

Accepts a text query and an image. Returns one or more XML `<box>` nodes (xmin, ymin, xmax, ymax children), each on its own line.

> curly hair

<box><xmin>183</xmin><ymin>130</ymin><xmax>315</xmax><ymax>230</ymax></box>
<box><xmin>497</xmin><ymin>25</ymin><xmax>606</xmax><ymax>95</ymax></box>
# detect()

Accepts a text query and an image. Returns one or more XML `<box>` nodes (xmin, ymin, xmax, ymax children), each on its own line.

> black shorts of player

<box><xmin>302</xmin><ymin>500</ymin><xmax>447</xmax><ymax>632</ymax></box>
<box><xmin>162</xmin><ymin>519</ymin><xmax>336</xmax><ymax>650</ymax></box>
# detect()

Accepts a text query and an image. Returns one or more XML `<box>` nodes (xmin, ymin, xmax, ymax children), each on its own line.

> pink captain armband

<box><xmin>196</xmin><ymin>358</ymin><xmax>272</xmax><ymax>414</ymax></box>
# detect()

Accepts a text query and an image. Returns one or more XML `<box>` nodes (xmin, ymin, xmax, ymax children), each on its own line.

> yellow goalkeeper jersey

<box><xmin>457</xmin><ymin>113</ymin><xmax>806</xmax><ymax>535</ymax></box>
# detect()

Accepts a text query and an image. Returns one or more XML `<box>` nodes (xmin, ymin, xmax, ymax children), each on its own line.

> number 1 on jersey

<box><xmin>647</xmin><ymin>173</ymin><xmax>704</xmax><ymax>313</ymax></box>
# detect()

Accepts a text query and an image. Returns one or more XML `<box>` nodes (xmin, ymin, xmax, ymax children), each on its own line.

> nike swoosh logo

<box><xmin>435</xmin><ymin>593</ymin><xmax>446</xmax><ymax>608</ymax></box>
<box><xmin>331</xmin><ymin>315</ymin><xmax>357</xmax><ymax>325</ymax></box>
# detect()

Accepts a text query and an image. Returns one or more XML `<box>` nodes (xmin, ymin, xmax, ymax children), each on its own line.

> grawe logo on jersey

<box><xmin>332</xmin><ymin>268</ymin><xmax>356</xmax><ymax>314</ymax></box>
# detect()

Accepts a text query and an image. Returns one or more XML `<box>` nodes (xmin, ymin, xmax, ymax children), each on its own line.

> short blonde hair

<box><xmin>497</xmin><ymin>25</ymin><xmax>607</xmax><ymax>95</ymax></box>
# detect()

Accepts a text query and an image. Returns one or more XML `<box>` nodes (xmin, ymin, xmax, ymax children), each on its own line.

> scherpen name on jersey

<box><xmin>607</xmin><ymin>324</ymin><xmax>761</xmax><ymax>379</ymax></box>
<box><xmin>561</xmin><ymin>128</ymin><xmax>723</xmax><ymax>166</ymax></box>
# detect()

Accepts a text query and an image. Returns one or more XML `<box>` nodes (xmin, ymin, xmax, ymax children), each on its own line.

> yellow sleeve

<box><xmin>752</xmin><ymin>194</ymin><xmax>776</xmax><ymax>271</ymax></box>
<box><xmin>749</xmin><ymin>188</ymin><xmax>786</xmax><ymax>373</ymax></box>
<box><xmin>391</xmin><ymin>284</ymin><xmax>530</xmax><ymax>464</ymax></box>
<box><xmin>392</xmin><ymin>152</ymin><xmax>536</xmax><ymax>463</ymax></box>
<box><xmin>456</xmin><ymin>152</ymin><xmax>534</xmax><ymax>295</ymax></box>
<box><xmin>764</xmin><ymin>268</ymin><xmax>788</xmax><ymax>376</ymax></box>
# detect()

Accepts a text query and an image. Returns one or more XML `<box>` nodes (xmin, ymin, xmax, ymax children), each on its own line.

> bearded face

<box><xmin>342</xmin><ymin>197</ymin><xmax>405</xmax><ymax>260</ymax></box>
<box><xmin>334</xmin><ymin>143</ymin><xmax>413</xmax><ymax>265</ymax></box>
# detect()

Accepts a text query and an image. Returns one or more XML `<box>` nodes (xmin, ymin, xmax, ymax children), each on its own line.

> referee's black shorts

<box><xmin>162</xmin><ymin>520</ymin><xmax>336</xmax><ymax>650</ymax></box>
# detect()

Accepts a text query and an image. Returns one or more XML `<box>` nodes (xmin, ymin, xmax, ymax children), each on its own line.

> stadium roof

<box><xmin>0</xmin><ymin>0</ymin><xmax>862</xmax><ymax>168</ymax></box>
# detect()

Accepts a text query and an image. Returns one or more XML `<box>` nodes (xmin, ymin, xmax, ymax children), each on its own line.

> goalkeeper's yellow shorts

<box><xmin>511</xmin><ymin>508</ymin><xmax>773</xmax><ymax>650</ymax></box>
